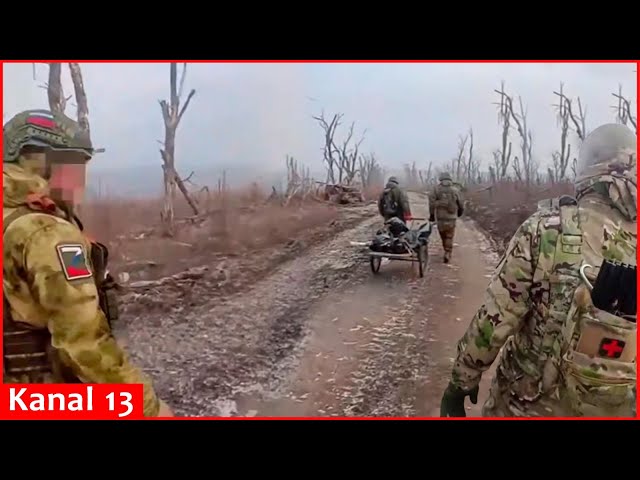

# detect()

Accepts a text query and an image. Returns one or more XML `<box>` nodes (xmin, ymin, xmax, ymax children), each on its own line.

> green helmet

<box><xmin>3</xmin><ymin>109</ymin><xmax>93</xmax><ymax>163</ymax></box>
<box><xmin>439</xmin><ymin>172</ymin><xmax>452</xmax><ymax>182</ymax></box>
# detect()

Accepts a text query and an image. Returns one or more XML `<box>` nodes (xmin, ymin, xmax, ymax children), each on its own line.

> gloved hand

<box><xmin>457</xmin><ymin>207</ymin><xmax>464</xmax><ymax>217</ymax></box>
<box><xmin>440</xmin><ymin>383</ymin><xmax>479</xmax><ymax>417</ymax></box>
<box><xmin>429</xmin><ymin>214</ymin><xmax>435</xmax><ymax>223</ymax></box>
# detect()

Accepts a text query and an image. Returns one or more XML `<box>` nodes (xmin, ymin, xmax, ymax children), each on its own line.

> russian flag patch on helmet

<box><xmin>26</xmin><ymin>111</ymin><xmax>57</xmax><ymax>129</ymax></box>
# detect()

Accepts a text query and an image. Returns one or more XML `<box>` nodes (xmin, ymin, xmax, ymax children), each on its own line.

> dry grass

<box><xmin>464</xmin><ymin>181</ymin><xmax>573</xmax><ymax>252</ymax></box>
<box><xmin>80</xmin><ymin>185</ymin><xmax>341</xmax><ymax>279</ymax></box>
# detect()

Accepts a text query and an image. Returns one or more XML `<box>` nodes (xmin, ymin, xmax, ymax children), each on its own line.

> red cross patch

<box><xmin>598</xmin><ymin>338</ymin><xmax>625</xmax><ymax>359</ymax></box>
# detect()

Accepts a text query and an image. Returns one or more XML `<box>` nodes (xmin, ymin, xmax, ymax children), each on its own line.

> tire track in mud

<box><xmin>118</xmin><ymin>194</ymin><xmax>500</xmax><ymax>417</ymax></box>
<box><xmin>116</xmin><ymin>205</ymin><xmax>383</xmax><ymax>416</ymax></box>
<box><xmin>233</xmin><ymin>192</ymin><xmax>500</xmax><ymax>418</ymax></box>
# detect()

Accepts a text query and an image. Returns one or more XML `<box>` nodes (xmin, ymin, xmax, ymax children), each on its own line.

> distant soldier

<box><xmin>440</xmin><ymin>123</ymin><xmax>637</xmax><ymax>417</ymax></box>
<box><xmin>428</xmin><ymin>172</ymin><xmax>463</xmax><ymax>263</ymax></box>
<box><xmin>378</xmin><ymin>176</ymin><xmax>413</xmax><ymax>222</ymax></box>
<box><xmin>3</xmin><ymin>109</ymin><xmax>173</xmax><ymax>417</ymax></box>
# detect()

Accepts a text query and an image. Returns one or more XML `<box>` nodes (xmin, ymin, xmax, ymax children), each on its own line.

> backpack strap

<box><xmin>537</xmin><ymin>196</ymin><xmax>584</xmax><ymax>393</ymax></box>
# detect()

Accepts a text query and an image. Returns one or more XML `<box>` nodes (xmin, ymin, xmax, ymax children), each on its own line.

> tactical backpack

<box><xmin>536</xmin><ymin>197</ymin><xmax>636</xmax><ymax>416</ymax></box>
<box><xmin>434</xmin><ymin>185</ymin><xmax>458</xmax><ymax>214</ymax></box>
<box><xmin>3</xmin><ymin>204</ymin><xmax>120</xmax><ymax>379</ymax></box>
<box><xmin>381</xmin><ymin>188</ymin><xmax>398</xmax><ymax>217</ymax></box>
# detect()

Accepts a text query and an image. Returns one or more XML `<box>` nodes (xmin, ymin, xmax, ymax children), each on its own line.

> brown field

<box><xmin>82</xmin><ymin>180</ymin><xmax>572</xmax><ymax>282</ymax></box>
<box><xmin>463</xmin><ymin>180</ymin><xmax>573</xmax><ymax>254</ymax></box>
<box><xmin>78</xmin><ymin>179</ymin><xmax>576</xmax><ymax>416</ymax></box>
<box><xmin>80</xmin><ymin>184</ymin><xmax>383</xmax><ymax>289</ymax></box>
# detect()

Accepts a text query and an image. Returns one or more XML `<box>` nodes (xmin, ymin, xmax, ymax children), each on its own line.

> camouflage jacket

<box><xmin>451</xmin><ymin>192</ymin><xmax>636</xmax><ymax>416</ymax></box>
<box><xmin>429</xmin><ymin>180</ymin><xmax>462</xmax><ymax>221</ymax></box>
<box><xmin>3</xmin><ymin>164</ymin><xmax>160</xmax><ymax>417</ymax></box>
<box><xmin>378</xmin><ymin>183</ymin><xmax>411</xmax><ymax>219</ymax></box>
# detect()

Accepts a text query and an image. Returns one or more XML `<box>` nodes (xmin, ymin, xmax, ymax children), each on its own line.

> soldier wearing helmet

<box><xmin>3</xmin><ymin>109</ymin><xmax>173</xmax><ymax>417</ymax></box>
<box><xmin>428</xmin><ymin>171</ymin><xmax>463</xmax><ymax>263</ymax></box>
<box><xmin>440</xmin><ymin>123</ymin><xmax>637</xmax><ymax>417</ymax></box>
<box><xmin>378</xmin><ymin>176</ymin><xmax>413</xmax><ymax>222</ymax></box>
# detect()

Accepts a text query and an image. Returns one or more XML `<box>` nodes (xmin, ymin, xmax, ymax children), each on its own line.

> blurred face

<box><xmin>20</xmin><ymin>147</ymin><xmax>89</xmax><ymax>208</ymax></box>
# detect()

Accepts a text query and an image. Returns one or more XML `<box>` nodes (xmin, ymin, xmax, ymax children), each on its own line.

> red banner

<box><xmin>0</xmin><ymin>384</ymin><xmax>144</xmax><ymax>420</ymax></box>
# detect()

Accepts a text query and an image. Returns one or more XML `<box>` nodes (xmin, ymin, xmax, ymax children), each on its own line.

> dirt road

<box><xmin>117</xmin><ymin>192</ymin><xmax>500</xmax><ymax>417</ymax></box>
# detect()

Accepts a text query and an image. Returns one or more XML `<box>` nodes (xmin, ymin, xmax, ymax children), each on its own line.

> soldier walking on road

<box><xmin>378</xmin><ymin>176</ymin><xmax>413</xmax><ymax>223</ymax></box>
<box><xmin>439</xmin><ymin>123</ymin><xmax>637</xmax><ymax>418</ymax></box>
<box><xmin>3</xmin><ymin>109</ymin><xmax>173</xmax><ymax>417</ymax></box>
<box><xmin>428</xmin><ymin>172</ymin><xmax>463</xmax><ymax>263</ymax></box>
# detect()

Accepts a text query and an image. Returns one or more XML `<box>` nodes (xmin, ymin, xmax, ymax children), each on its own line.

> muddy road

<box><xmin>117</xmin><ymin>192</ymin><xmax>500</xmax><ymax>417</ymax></box>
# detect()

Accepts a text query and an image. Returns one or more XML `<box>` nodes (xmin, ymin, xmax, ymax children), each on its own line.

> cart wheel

<box><xmin>418</xmin><ymin>244</ymin><xmax>429</xmax><ymax>278</ymax></box>
<box><xmin>370</xmin><ymin>256</ymin><xmax>382</xmax><ymax>274</ymax></box>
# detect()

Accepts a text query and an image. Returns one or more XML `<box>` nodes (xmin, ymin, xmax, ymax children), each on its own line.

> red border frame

<box><xmin>1</xmin><ymin>59</ymin><xmax>638</xmax><ymax>420</ymax></box>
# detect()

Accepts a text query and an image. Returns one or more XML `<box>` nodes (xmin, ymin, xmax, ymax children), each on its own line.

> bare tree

<box><xmin>492</xmin><ymin>81</ymin><xmax>513</xmax><ymax>181</ymax></box>
<box><xmin>68</xmin><ymin>63</ymin><xmax>90</xmax><ymax>135</ymax></box>
<box><xmin>313</xmin><ymin>110</ymin><xmax>366</xmax><ymax>185</ymax></box>
<box><xmin>358</xmin><ymin>152</ymin><xmax>383</xmax><ymax>189</ymax></box>
<box><xmin>312</xmin><ymin>111</ymin><xmax>341</xmax><ymax>184</ymax></box>
<box><xmin>46</xmin><ymin>63</ymin><xmax>68</xmax><ymax>115</ymax></box>
<box><xmin>336</xmin><ymin>122</ymin><xmax>366</xmax><ymax>184</ymax></box>
<box><xmin>495</xmin><ymin>84</ymin><xmax>534</xmax><ymax>185</ymax></box>
<box><xmin>553</xmin><ymin>85</ymin><xmax>587</xmax><ymax>141</ymax></box>
<box><xmin>612</xmin><ymin>84</ymin><xmax>637</xmax><ymax>134</ymax></box>
<box><xmin>454</xmin><ymin>133</ymin><xmax>468</xmax><ymax>181</ymax></box>
<box><xmin>465</xmin><ymin>127</ymin><xmax>479</xmax><ymax>184</ymax></box>
<box><xmin>418</xmin><ymin>161</ymin><xmax>433</xmax><ymax>186</ymax></box>
<box><xmin>158</xmin><ymin>63</ymin><xmax>198</xmax><ymax>236</ymax></box>
<box><xmin>35</xmin><ymin>63</ymin><xmax>91</xmax><ymax>137</ymax></box>
<box><xmin>551</xmin><ymin>83</ymin><xmax>573</xmax><ymax>180</ymax></box>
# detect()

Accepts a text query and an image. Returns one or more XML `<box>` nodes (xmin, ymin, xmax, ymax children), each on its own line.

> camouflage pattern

<box><xmin>449</xmin><ymin>124</ymin><xmax>636</xmax><ymax>417</ymax></box>
<box><xmin>437</xmin><ymin>221</ymin><xmax>456</xmax><ymax>262</ymax></box>
<box><xmin>429</xmin><ymin>174</ymin><xmax>462</xmax><ymax>222</ymax></box>
<box><xmin>3</xmin><ymin>163</ymin><xmax>160</xmax><ymax>417</ymax></box>
<box><xmin>378</xmin><ymin>177</ymin><xmax>411</xmax><ymax>220</ymax></box>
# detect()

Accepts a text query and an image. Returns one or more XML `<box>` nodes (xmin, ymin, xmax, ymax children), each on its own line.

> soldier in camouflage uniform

<box><xmin>3</xmin><ymin>109</ymin><xmax>173</xmax><ymax>417</ymax></box>
<box><xmin>429</xmin><ymin>172</ymin><xmax>463</xmax><ymax>263</ymax></box>
<box><xmin>378</xmin><ymin>176</ymin><xmax>413</xmax><ymax>222</ymax></box>
<box><xmin>440</xmin><ymin>123</ymin><xmax>636</xmax><ymax>417</ymax></box>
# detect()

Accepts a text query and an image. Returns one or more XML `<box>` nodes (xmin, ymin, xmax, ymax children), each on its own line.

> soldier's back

<box><xmin>485</xmin><ymin>195</ymin><xmax>636</xmax><ymax>417</ymax></box>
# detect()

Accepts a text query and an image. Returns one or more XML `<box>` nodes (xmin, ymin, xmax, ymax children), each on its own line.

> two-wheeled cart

<box><xmin>366</xmin><ymin>217</ymin><xmax>433</xmax><ymax>278</ymax></box>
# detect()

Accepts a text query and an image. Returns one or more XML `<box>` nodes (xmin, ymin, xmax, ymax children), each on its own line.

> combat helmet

<box><xmin>3</xmin><ymin>109</ymin><xmax>93</xmax><ymax>165</ymax></box>
<box><xmin>575</xmin><ymin>123</ymin><xmax>636</xmax><ymax>183</ymax></box>
<box><xmin>438</xmin><ymin>172</ymin><xmax>452</xmax><ymax>182</ymax></box>
<box><xmin>574</xmin><ymin>123</ymin><xmax>637</xmax><ymax>220</ymax></box>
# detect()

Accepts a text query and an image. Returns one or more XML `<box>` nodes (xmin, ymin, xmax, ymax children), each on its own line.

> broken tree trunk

<box><xmin>68</xmin><ymin>63</ymin><xmax>90</xmax><ymax>135</ymax></box>
<box><xmin>159</xmin><ymin>62</ymin><xmax>198</xmax><ymax>236</ymax></box>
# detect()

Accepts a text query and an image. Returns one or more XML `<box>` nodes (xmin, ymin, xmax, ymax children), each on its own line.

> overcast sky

<box><xmin>3</xmin><ymin>62</ymin><xmax>636</xmax><ymax>179</ymax></box>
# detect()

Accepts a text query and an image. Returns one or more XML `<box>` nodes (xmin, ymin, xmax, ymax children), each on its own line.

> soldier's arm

<box><xmin>20</xmin><ymin>217</ymin><xmax>161</xmax><ymax>417</ymax></box>
<box><xmin>428</xmin><ymin>190</ymin><xmax>436</xmax><ymax>217</ymax></box>
<box><xmin>456</xmin><ymin>191</ymin><xmax>464</xmax><ymax>215</ymax></box>
<box><xmin>450</xmin><ymin>213</ymin><xmax>540</xmax><ymax>391</ymax></box>
<box><xmin>400</xmin><ymin>190</ymin><xmax>411</xmax><ymax>215</ymax></box>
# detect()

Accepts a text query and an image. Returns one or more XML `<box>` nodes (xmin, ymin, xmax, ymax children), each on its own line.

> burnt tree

<box><xmin>612</xmin><ymin>84</ymin><xmax>637</xmax><ymax>134</ymax></box>
<box><xmin>492</xmin><ymin>81</ymin><xmax>513</xmax><ymax>181</ymax></box>
<box><xmin>158</xmin><ymin>62</ymin><xmax>199</xmax><ymax>236</ymax></box>
<box><xmin>495</xmin><ymin>83</ymin><xmax>534</xmax><ymax>185</ymax></box>
<box><xmin>313</xmin><ymin>110</ymin><xmax>366</xmax><ymax>185</ymax></box>
<box><xmin>551</xmin><ymin>83</ymin><xmax>574</xmax><ymax>181</ymax></box>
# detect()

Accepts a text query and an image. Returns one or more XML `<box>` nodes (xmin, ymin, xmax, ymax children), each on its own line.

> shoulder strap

<box><xmin>3</xmin><ymin>206</ymin><xmax>45</xmax><ymax>234</ymax></box>
<box><xmin>543</xmin><ymin>199</ymin><xmax>584</xmax><ymax>355</ymax></box>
